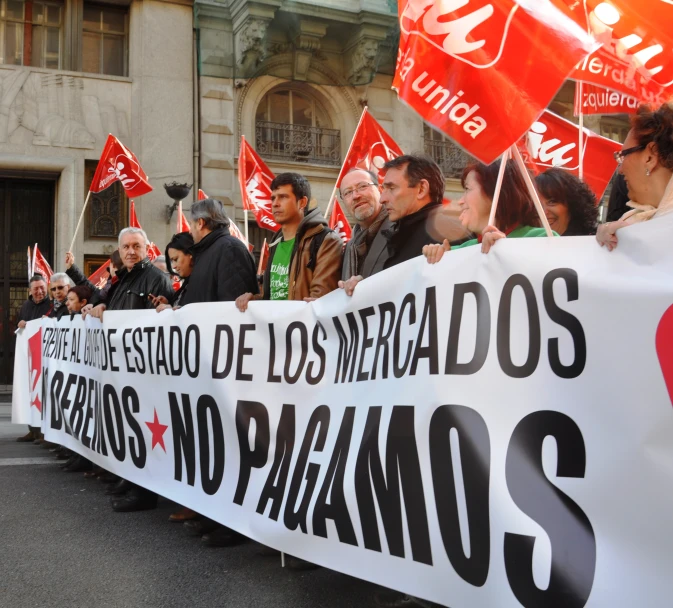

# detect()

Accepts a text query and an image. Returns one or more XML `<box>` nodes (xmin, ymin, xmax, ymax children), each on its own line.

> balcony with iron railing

<box><xmin>255</xmin><ymin>121</ymin><xmax>341</xmax><ymax>166</ymax></box>
<box><xmin>424</xmin><ymin>138</ymin><xmax>472</xmax><ymax>179</ymax></box>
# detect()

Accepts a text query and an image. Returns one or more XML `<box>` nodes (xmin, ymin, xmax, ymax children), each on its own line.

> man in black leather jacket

<box><xmin>85</xmin><ymin>227</ymin><xmax>173</xmax><ymax>513</ymax></box>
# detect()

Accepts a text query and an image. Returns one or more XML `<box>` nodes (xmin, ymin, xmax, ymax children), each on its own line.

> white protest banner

<box><xmin>34</xmin><ymin>214</ymin><xmax>673</xmax><ymax>608</ymax></box>
<box><xmin>12</xmin><ymin>321</ymin><xmax>44</xmax><ymax>427</ymax></box>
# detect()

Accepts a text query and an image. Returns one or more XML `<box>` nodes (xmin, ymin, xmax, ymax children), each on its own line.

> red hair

<box><xmin>461</xmin><ymin>159</ymin><xmax>540</xmax><ymax>232</ymax></box>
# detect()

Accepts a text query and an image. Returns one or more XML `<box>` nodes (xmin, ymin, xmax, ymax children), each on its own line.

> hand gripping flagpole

<box><xmin>68</xmin><ymin>190</ymin><xmax>92</xmax><ymax>253</ymax></box>
<box><xmin>325</xmin><ymin>106</ymin><xmax>369</xmax><ymax>219</ymax></box>
<box><xmin>511</xmin><ymin>144</ymin><xmax>554</xmax><ymax>237</ymax></box>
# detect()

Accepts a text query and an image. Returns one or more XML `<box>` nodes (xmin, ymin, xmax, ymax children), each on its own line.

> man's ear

<box><xmin>417</xmin><ymin>179</ymin><xmax>430</xmax><ymax>199</ymax></box>
<box><xmin>298</xmin><ymin>196</ymin><xmax>308</xmax><ymax>211</ymax></box>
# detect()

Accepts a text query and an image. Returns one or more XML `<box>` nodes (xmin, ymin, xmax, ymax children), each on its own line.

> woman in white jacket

<box><xmin>597</xmin><ymin>102</ymin><xmax>673</xmax><ymax>250</ymax></box>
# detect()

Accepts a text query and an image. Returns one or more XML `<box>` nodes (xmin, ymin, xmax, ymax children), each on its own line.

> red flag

<box><xmin>90</xmin><ymin>134</ymin><xmax>152</xmax><ymax>197</ymax></box>
<box><xmin>238</xmin><ymin>137</ymin><xmax>280</xmax><ymax>232</ymax></box>
<box><xmin>521</xmin><ymin>109</ymin><xmax>620</xmax><ymax>200</ymax></box>
<box><xmin>228</xmin><ymin>220</ymin><xmax>254</xmax><ymax>252</ymax></box>
<box><xmin>394</xmin><ymin>0</ymin><xmax>596</xmax><ymax>164</ymax></box>
<box><xmin>88</xmin><ymin>261</ymin><xmax>111</xmax><ymax>289</ymax></box>
<box><xmin>567</xmin><ymin>0</ymin><xmax>673</xmax><ymax>105</ymax></box>
<box><xmin>27</xmin><ymin>329</ymin><xmax>43</xmax><ymax>412</ymax></box>
<box><xmin>335</xmin><ymin>109</ymin><xmax>404</xmax><ymax>189</ymax></box>
<box><xmin>257</xmin><ymin>239</ymin><xmax>270</xmax><ymax>275</ymax></box>
<box><xmin>177</xmin><ymin>201</ymin><xmax>190</xmax><ymax>234</ymax></box>
<box><xmin>198</xmin><ymin>189</ymin><xmax>208</xmax><ymax>200</ymax></box>
<box><xmin>574</xmin><ymin>83</ymin><xmax>640</xmax><ymax>116</ymax></box>
<box><xmin>31</xmin><ymin>244</ymin><xmax>53</xmax><ymax>283</ymax></box>
<box><xmin>129</xmin><ymin>200</ymin><xmax>140</xmax><ymax>228</ymax></box>
<box><xmin>128</xmin><ymin>200</ymin><xmax>161</xmax><ymax>261</ymax></box>
<box><xmin>328</xmin><ymin>199</ymin><xmax>352</xmax><ymax>245</ymax></box>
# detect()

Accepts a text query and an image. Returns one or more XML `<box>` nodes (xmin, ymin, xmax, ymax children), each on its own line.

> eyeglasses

<box><xmin>341</xmin><ymin>182</ymin><xmax>377</xmax><ymax>200</ymax></box>
<box><xmin>52</xmin><ymin>285</ymin><xmax>67</xmax><ymax>290</ymax></box>
<box><xmin>614</xmin><ymin>144</ymin><xmax>646</xmax><ymax>165</ymax></box>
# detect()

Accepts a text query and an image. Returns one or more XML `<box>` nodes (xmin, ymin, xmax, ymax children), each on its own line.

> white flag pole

<box><xmin>487</xmin><ymin>147</ymin><xmax>511</xmax><ymax>229</ymax></box>
<box><xmin>177</xmin><ymin>200</ymin><xmax>183</xmax><ymax>234</ymax></box>
<box><xmin>27</xmin><ymin>246</ymin><xmax>32</xmax><ymax>282</ymax></box>
<box><xmin>511</xmin><ymin>144</ymin><xmax>554</xmax><ymax>237</ymax></box>
<box><xmin>578</xmin><ymin>81</ymin><xmax>584</xmax><ymax>181</ymax></box>
<box><xmin>325</xmin><ymin>106</ymin><xmax>369</xmax><ymax>219</ymax></box>
<box><xmin>31</xmin><ymin>242</ymin><xmax>37</xmax><ymax>276</ymax></box>
<box><xmin>69</xmin><ymin>190</ymin><xmax>92</xmax><ymax>253</ymax></box>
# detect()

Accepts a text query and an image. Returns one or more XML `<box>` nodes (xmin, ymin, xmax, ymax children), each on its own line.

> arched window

<box><xmin>255</xmin><ymin>88</ymin><xmax>341</xmax><ymax>166</ymax></box>
<box><xmin>423</xmin><ymin>124</ymin><xmax>472</xmax><ymax>179</ymax></box>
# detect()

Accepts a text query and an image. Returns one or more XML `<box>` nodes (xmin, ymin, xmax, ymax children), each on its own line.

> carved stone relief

<box><xmin>235</xmin><ymin>18</ymin><xmax>270</xmax><ymax>75</ymax></box>
<box><xmin>0</xmin><ymin>70</ymin><xmax>129</xmax><ymax>149</ymax></box>
<box><xmin>347</xmin><ymin>38</ymin><xmax>380</xmax><ymax>85</ymax></box>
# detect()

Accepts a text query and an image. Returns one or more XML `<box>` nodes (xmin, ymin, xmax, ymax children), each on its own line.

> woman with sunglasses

<box><xmin>597</xmin><ymin>103</ymin><xmax>673</xmax><ymax>251</ymax></box>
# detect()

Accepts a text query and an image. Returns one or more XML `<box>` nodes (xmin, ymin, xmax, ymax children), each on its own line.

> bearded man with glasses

<box><xmin>339</xmin><ymin>168</ymin><xmax>391</xmax><ymax>281</ymax></box>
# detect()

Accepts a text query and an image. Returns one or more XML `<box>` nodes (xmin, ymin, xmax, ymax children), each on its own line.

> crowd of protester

<box><xmin>14</xmin><ymin>102</ymin><xmax>673</xmax><ymax>608</ymax></box>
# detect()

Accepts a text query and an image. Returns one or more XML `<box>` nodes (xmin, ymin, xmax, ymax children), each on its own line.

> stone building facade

<box><xmin>0</xmin><ymin>0</ymin><xmax>194</xmax><ymax>382</ymax></box>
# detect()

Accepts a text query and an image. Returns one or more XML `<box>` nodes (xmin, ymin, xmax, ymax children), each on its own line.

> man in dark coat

<box><xmin>15</xmin><ymin>274</ymin><xmax>51</xmax><ymax>442</ymax></box>
<box><xmin>181</xmin><ymin>197</ymin><xmax>258</xmax><ymax>306</ymax></box>
<box><xmin>88</xmin><ymin>228</ymin><xmax>173</xmax><ymax>317</ymax></box>
<box><xmin>340</xmin><ymin>154</ymin><xmax>469</xmax><ymax>297</ymax></box>
<box><xmin>86</xmin><ymin>227</ymin><xmax>173</xmax><ymax>513</ymax></box>
<box><xmin>179</xmin><ymin>198</ymin><xmax>257</xmax><ymax>548</ymax></box>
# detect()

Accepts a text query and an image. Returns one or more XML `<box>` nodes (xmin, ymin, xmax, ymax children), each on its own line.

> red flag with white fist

<box><xmin>335</xmin><ymin>108</ymin><xmax>404</xmax><ymax>189</ymax></box>
<box><xmin>238</xmin><ymin>137</ymin><xmax>280</xmax><ymax>233</ymax></box>
<box><xmin>31</xmin><ymin>244</ymin><xmax>53</xmax><ymax>283</ymax></box>
<box><xmin>393</xmin><ymin>0</ymin><xmax>596</xmax><ymax>163</ymax></box>
<box><xmin>520</xmin><ymin>109</ymin><xmax>620</xmax><ymax>200</ymax></box>
<box><xmin>328</xmin><ymin>199</ymin><xmax>352</xmax><ymax>245</ymax></box>
<box><xmin>90</xmin><ymin>134</ymin><xmax>152</xmax><ymax>197</ymax></box>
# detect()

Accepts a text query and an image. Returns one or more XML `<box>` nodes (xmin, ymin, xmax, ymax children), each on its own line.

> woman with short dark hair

<box><xmin>535</xmin><ymin>168</ymin><xmax>598</xmax><ymax>236</ymax></box>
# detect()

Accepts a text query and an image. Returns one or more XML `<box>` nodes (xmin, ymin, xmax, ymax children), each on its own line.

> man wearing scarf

<box><xmin>340</xmin><ymin>168</ymin><xmax>390</xmax><ymax>281</ymax></box>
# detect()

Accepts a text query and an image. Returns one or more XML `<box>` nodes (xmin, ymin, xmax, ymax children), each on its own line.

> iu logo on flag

<box><xmin>400</xmin><ymin>0</ymin><xmax>518</xmax><ymax>68</ymax></box>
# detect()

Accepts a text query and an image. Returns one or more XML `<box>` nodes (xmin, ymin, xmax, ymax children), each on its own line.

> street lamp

<box><xmin>164</xmin><ymin>182</ymin><xmax>193</xmax><ymax>224</ymax></box>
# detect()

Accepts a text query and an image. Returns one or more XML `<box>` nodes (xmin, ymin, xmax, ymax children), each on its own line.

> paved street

<box><xmin>0</xmin><ymin>399</ymin><xmax>382</xmax><ymax>608</ymax></box>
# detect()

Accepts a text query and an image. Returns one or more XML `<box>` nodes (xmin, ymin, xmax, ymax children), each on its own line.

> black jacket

<box><xmin>104</xmin><ymin>258</ymin><xmax>173</xmax><ymax>311</ymax></box>
<box><xmin>49</xmin><ymin>300</ymin><xmax>69</xmax><ymax>320</ymax></box>
<box><xmin>18</xmin><ymin>296</ymin><xmax>51</xmax><ymax>322</ymax></box>
<box><xmin>181</xmin><ymin>227</ymin><xmax>258</xmax><ymax>305</ymax></box>
<box><xmin>66</xmin><ymin>263</ymin><xmax>112</xmax><ymax>306</ymax></box>
<box><xmin>383</xmin><ymin>202</ymin><xmax>444</xmax><ymax>269</ymax></box>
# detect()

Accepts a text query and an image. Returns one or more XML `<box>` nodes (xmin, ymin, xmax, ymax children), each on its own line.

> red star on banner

<box><xmin>145</xmin><ymin>409</ymin><xmax>169</xmax><ymax>452</ymax></box>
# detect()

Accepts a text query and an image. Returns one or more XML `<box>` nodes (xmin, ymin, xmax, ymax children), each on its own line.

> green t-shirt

<box><xmin>451</xmin><ymin>225</ymin><xmax>557</xmax><ymax>250</ymax></box>
<box><xmin>269</xmin><ymin>238</ymin><xmax>295</xmax><ymax>301</ymax></box>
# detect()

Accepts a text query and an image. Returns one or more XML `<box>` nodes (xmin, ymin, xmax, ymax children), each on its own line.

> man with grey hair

<box><xmin>48</xmin><ymin>272</ymin><xmax>71</xmax><ymax>320</ymax></box>
<box><xmin>339</xmin><ymin>167</ymin><xmax>391</xmax><ymax>281</ymax></box>
<box><xmin>181</xmin><ymin>197</ymin><xmax>258</xmax><ymax>305</ymax></box>
<box><xmin>88</xmin><ymin>227</ymin><xmax>173</xmax><ymax>316</ymax></box>
<box><xmin>86</xmin><ymin>226</ymin><xmax>173</xmax><ymax>513</ymax></box>
<box><xmin>178</xmin><ymin>197</ymin><xmax>257</xmax><ymax>548</ymax></box>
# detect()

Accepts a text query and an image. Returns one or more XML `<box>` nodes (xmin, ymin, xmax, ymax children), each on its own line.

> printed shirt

<box><xmin>269</xmin><ymin>238</ymin><xmax>295</xmax><ymax>301</ymax></box>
